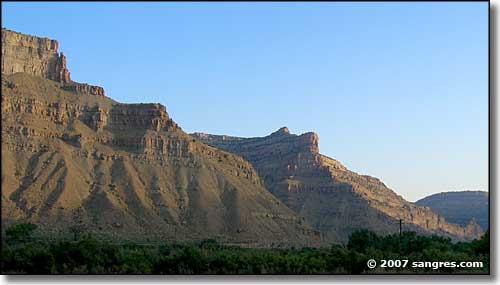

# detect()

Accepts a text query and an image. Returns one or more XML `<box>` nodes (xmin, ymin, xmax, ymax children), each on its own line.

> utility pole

<box><xmin>398</xmin><ymin>219</ymin><xmax>405</xmax><ymax>255</ymax></box>
<box><xmin>399</xmin><ymin>219</ymin><xmax>403</xmax><ymax>241</ymax></box>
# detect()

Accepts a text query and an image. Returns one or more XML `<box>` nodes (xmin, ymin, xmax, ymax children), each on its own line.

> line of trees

<box><xmin>1</xmin><ymin>223</ymin><xmax>489</xmax><ymax>274</ymax></box>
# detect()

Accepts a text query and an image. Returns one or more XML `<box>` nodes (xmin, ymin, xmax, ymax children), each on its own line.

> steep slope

<box><xmin>192</xmin><ymin>128</ymin><xmax>483</xmax><ymax>242</ymax></box>
<box><xmin>1</xmin><ymin>29</ymin><xmax>321</xmax><ymax>247</ymax></box>
<box><xmin>416</xmin><ymin>191</ymin><xmax>488</xmax><ymax>230</ymax></box>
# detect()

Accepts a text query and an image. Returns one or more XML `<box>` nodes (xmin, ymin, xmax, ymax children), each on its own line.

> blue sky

<box><xmin>2</xmin><ymin>2</ymin><xmax>488</xmax><ymax>201</ymax></box>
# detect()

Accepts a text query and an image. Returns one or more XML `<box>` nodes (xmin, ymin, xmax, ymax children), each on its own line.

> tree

<box><xmin>5</xmin><ymin>223</ymin><xmax>37</xmax><ymax>243</ymax></box>
<box><xmin>69</xmin><ymin>208</ymin><xmax>86</xmax><ymax>241</ymax></box>
<box><xmin>347</xmin><ymin>229</ymin><xmax>381</xmax><ymax>253</ymax></box>
<box><xmin>471</xmin><ymin>230</ymin><xmax>489</xmax><ymax>255</ymax></box>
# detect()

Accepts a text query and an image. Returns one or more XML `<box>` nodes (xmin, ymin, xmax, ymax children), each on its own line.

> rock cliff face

<box><xmin>2</xmin><ymin>29</ymin><xmax>70</xmax><ymax>83</ymax></box>
<box><xmin>416</xmin><ymin>191</ymin><xmax>488</xmax><ymax>230</ymax></box>
<box><xmin>1</xmin><ymin>30</ymin><xmax>321</xmax><ymax>246</ymax></box>
<box><xmin>1</xmin><ymin>29</ymin><xmax>104</xmax><ymax>97</ymax></box>
<box><xmin>192</xmin><ymin>129</ymin><xmax>483</xmax><ymax>242</ymax></box>
<box><xmin>61</xmin><ymin>83</ymin><xmax>105</xmax><ymax>97</ymax></box>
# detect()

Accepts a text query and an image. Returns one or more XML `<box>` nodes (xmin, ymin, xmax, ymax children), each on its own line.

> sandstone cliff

<box><xmin>192</xmin><ymin>128</ymin><xmax>484</xmax><ymax>242</ymax></box>
<box><xmin>1</xmin><ymin>28</ymin><xmax>104</xmax><ymax>97</ymax></box>
<box><xmin>1</xmin><ymin>30</ymin><xmax>321</xmax><ymax>246</ymax></box>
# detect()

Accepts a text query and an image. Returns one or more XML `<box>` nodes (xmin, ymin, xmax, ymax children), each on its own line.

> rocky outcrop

<box><xmin>61</xmin><ymin>83</ymin><xmax>105</xmax><ymax>97</ymax></box>
<box><xmin>1</xmin><ymin>28</ymin><xmax>104</xmax><ymax>97</ymax></box>
<box><xmin>192</xmin><ymin>128</ymin><xmax>484</xmax><ymax>242</ymax></box>
<box><xmin>465</xmin><ymin>219</ymin><xmax>484</xmax><ymax>238</ymax></box>
<box><xmin>2</xmin><ymin>29</ymin><xmax>70</xmax><ymax>83</ymax></box>
<box><xmin>416</xmin><ymin>191</ymin><xmax>489</xmax><ymax>230</ymax></box>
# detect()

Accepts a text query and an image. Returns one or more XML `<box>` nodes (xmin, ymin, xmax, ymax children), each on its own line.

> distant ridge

<box><xmin>416</xmin><ymin>191</ymin><xmax>488</xmax><ymax>230</ymax></box>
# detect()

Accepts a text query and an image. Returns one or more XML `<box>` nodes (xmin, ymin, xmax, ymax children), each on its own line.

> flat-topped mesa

<box><xmin>1</xmin><ymin>28</ymin><xmax>104</xmax><ymax>97</ymax></box>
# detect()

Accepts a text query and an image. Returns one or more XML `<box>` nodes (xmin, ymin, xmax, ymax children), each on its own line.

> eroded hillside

<box><xmin>1</xmin><ymin>28</ymin><xmax>321</xmax><ymax>247</ymax></box>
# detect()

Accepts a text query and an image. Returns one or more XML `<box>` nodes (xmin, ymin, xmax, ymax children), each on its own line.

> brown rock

<box><xmin>1</xmin><ymin>28</ymin><xmax>70</xmax><ymax>83</ymax></box>
<box><xmin>61</xmin><ymin>83</ymin><xmax>105</xmax><ymax>97</ymax></box>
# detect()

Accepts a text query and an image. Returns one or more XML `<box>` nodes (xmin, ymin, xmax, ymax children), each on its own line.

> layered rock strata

<box><xmin>61</xmin><ymin>83</ymin><xmax>105</xmax><ymax>97</ymax></box>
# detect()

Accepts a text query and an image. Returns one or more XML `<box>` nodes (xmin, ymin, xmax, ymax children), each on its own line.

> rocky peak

<box><xmin>266</xmin><ymin>127</ymin><xmax>319</xmax><ymax>154</ymax></box>
<box><xmin>1</xmin><ymin>28</ymin><xmax>104</xmax><ymax>97</ymax></box>
<box><xmin>2</xmin><ymin>28</ymin><xmax>70</xmax><ymax>83</ymax></box>
<box><xmin>465</xmin><ymin>218</ymin><xmax>483</xmax><ymax>238</ymax></box>
<box><xmin>270</xmin><ymin>127</ymin><xmax>290</xmax><ymax>136</ymax></box>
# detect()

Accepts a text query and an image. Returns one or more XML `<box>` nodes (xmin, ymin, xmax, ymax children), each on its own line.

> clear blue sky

<box><xmin>2</xmin><ymin>2</ymin><xmax>488</xmax><ymax>201</ymax></box>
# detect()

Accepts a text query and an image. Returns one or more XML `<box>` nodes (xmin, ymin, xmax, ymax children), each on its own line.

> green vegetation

<box><xmin>1</xmin><ymin>224</ymin><xmax>489</xmax><ymax>274</ymax></box>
